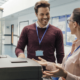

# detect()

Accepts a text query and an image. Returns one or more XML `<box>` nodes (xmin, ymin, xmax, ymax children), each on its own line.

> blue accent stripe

<box><xmin>62</xmin><ymin>31</ymin><xmax>65</xmax><ymax>34</ymax></box>
<box><xmin>66</xmin><ymin>42</ymin><xmax>72</xmax><ymax>46</ymax></box>
<box><xmin>66</xmin><ymin>45</ymin><xmax>80</xmax><ymax>61</ymax></box>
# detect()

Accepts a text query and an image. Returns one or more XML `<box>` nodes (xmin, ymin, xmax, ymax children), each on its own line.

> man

<box><xmin>15</xmin><ymin>0</ymin><xmax>64</xmax><ymax>63</ymax></box>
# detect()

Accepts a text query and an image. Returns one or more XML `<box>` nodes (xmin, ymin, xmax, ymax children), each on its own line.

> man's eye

<box><xmin>46</xmin><ymin>13</ymin><xmax>49</xmax><ymax>15</ymax></box>
<box><xmin>41</xmin><ymin>14</ymin><xmax>44</xmax><ymax>16</ymax></box>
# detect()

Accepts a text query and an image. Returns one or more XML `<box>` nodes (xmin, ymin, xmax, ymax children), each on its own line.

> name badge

<box><xmin>35</xmin><ymin>50</ymin><xmax>43</xmax><ymax>56</ymax></box>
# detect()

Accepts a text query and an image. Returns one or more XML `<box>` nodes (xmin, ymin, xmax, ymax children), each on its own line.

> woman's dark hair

<box><xmin>73</xmin><ymin>8</ymin><xmax>80</xmax><ymax>25</ymax></box>
<box><xmin>34</xmin><ymin>0</ymin><xmax>50</xmax><ymax>14</ymax></box>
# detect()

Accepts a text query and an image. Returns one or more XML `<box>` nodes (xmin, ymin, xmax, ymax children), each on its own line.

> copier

<box><xmin>0</xmin><ymin>55</ymin><xmax>43</xmax><ymax>80</ymax></box>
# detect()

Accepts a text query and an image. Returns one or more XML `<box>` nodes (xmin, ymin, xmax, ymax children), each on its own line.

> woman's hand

<box><xmin>32</xmin><ymin>57</ymin><xmax>47</xmax><ymax>66</ymax></box>
<box><xmin>32</xmin><ymin>57</ymin><xmax>57</xmax><ymax>71</ymax></box>
<box><xmin>43</xmin><ymin>65</ymin><xmax>67</xmax><ymax>78</ymax></box>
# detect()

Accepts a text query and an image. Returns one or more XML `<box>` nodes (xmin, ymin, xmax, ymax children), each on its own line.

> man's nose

<box><xmin>43</xmin><ymin>15</ymin><xmax>47</xmax><ymax>18</ymax></box>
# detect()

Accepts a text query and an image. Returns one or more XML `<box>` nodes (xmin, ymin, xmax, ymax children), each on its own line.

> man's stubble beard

<box><xmin>38</xmin><ymin>18</ymin><xmax>49</xmax><ymax>26</ymax></box>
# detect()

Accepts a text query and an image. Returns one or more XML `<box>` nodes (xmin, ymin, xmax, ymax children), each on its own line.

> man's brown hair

<box><xmin>34</xmin><ymin>0</ymin><xmax>50</xmax><ymax>14</ymax></box>
<box><xmin>73</xmin><ymin>8</ymin><xmax>80</xmax><ymax>25</ymax></box>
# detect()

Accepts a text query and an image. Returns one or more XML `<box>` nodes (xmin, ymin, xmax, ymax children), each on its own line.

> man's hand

<box><xmin>18</xmin><ymin>53</ymin><xmax>25</xmax><ymax>58</ymax></box>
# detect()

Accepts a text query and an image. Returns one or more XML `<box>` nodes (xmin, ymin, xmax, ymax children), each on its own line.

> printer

<box><xmin>0</xmin><ymin>55</ymin><xmax>43</xmax><ymax>80</ymax></box>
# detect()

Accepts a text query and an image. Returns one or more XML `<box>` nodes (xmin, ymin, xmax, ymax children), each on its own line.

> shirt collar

<box><xmin>36</xmin><ymin>21</ymin><xmax>49</xmax><ymax>28</ymax></box>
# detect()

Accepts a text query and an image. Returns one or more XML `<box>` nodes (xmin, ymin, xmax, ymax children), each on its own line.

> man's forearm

<box><xmin>18</xmin><ymin>53</ymin><xmax>25</xmax><ymax>58</ymax></box>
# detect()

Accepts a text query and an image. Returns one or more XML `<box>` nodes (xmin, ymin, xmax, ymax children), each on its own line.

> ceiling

<box><xmin>0</xmin><ymin>0</ymin><xmax>49</xmax><ymax>7</ymax></box>
<box><xmin>0</xmin><ymin>0</ymin><xmax>9</xmax><ymax>6</ymax></box>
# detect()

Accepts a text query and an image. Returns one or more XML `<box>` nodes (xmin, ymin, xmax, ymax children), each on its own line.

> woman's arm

<box><xmin>46</xmin><ymin>62</ymin><xmax>61</xmax><ymax>71</ymax></box>
<box><xmin>43</xmin><ymin>64</ymin><xmax>80</xmax><ymax>80</ymax></box>
<box><xmin>66</xmin><ymin>72</ymin><xmax>80</xmax><ymax>80</ymax></box>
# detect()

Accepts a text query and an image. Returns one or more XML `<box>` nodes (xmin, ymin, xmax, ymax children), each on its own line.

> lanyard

<box><xmin>36</xmin><ymin>24</ymin><xmax>49</xmax><ymax>45</ymax></box>
<box><xmin>66</xmin><ymin>45</ymin><xmax>80</xmax><ymax>61</ymax></box>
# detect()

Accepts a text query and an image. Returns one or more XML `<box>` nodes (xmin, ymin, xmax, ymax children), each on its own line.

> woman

<box><xmin>33</xmin><ymin>8</ymin><xmax>80</xmax><ymax>80</ymax></box>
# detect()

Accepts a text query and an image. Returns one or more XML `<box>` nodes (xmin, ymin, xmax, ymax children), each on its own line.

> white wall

<box><xmin>0</xmin><ymin>10</ymin><xmax>3</xmax><ymax>55</ymax></box>
<box><xmin>4</xmin><ymin>19</ymin><xmax>18</xmax><ymax>45</ymax></box>
<box><xmin>0</xmin><ymin>11</ymin><xmax>1</xmax><ymax>18</ymax></box>
<box><xmin>18</xmin><ymin>12</ymin><xmax>37</xmax><ymax>36</ymax></box>
<box><xmin>13</xmin><ymin>20</ymin><xmax>18</xmax><ymax>46</ymax></box>
<box><xmin>50</xmin><ymin>0</ymin><xmax>80</xmax><ymax>17</ymax></box>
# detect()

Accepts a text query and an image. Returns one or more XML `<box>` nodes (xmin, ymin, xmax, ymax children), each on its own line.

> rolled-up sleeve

<box><xmin>15</xmin><ymin>26</ymin><xmax>28</xmax><ymax>57</ymax></box>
